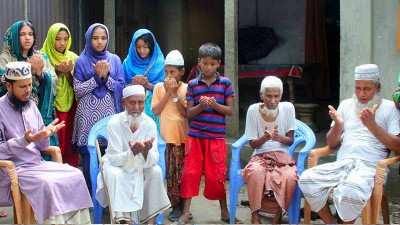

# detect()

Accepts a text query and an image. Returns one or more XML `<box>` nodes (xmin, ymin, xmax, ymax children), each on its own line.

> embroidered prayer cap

<box><xmin>5</xmin><ymin>62</ymin><xmax>32</xmax><ymax>80</ymax></box>
<box><xmin>354</xmin><ymin>64</ymin><xmax>380</xmax><ymax>81</ymax></box>
<box><xmin>165</xmin><ymin>50</ymin><xmax>184</xmax><ymax>66</ymax></box>
<box><xmin>123</xmin><ymin>85</ymin><xmax>145</xmax><ymax>98</ymax></box>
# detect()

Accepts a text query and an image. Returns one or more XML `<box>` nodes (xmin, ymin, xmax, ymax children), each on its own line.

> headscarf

<box><xmin>41</xmin><ymin>23</ymin><xmax>78</xmax><ymax>112</ymax></box>
<box><xmin>123</xmin><ymin>29</ymin><xmax>165</xmax><ymax>86</ymax></box>
<box><xmin>2</xmin><ymin>21</ymin><xmax>35</xmax><ymax>61</ymax></box>
<box><xmin>74</xmin><ymin>23</ymin><xmax>124</xmax><ymax>112</ymax></box>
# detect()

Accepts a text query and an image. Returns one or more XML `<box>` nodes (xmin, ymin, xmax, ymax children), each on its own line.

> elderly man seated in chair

<box><xmin>242</xmin><ymin>76</ymin><xmax>298</xmax><ymax>224</ymax></box>
<box><xmin>299</xmin><ymin>64</ymin><xmax>400</xmax><ymax>224</ymax></box>
<box><xmin>96</xmin><ymin>85</ymin><xmax>170</xmax><ymax>224</ymax></box>
<box><xmin>0</xmin><ymin>62</ymin><xmax>93</xmax><ymax>223</ymax></box>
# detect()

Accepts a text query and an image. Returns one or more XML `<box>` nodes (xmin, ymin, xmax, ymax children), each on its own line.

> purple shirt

<box><xmin>0</xmin><ymin>95</ymin><xmax>93</xmax><ymax>222</ymax></box>
<box><xmin>0</xmin><ymin>96</ymin><xmax>49</xmax><ymax>166</ymax></box>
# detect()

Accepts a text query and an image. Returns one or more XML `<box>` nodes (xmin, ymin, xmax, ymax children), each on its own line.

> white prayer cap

<box><xmin>5</xmin><ymin>62</ymin><xmax>32</xmax><ymax>80</ymax></box>
<box><xmin>165</xmin><ymin>50</ymin><xmax>184</xmax><ymax>66</ymax></box>
<box><xmin>123</xmin><ymin>85</ymin><xmax>145</xmax><ymax>98</ymax></box>
<box><xmin>260</xmin><ymin>76</ymin><xmax>283</xmax><ymax>93</ymax></box>
<box><xmin>355</xmin><ymin>64</ymin><xmax>380</xmax><ymax>81</ymax></box>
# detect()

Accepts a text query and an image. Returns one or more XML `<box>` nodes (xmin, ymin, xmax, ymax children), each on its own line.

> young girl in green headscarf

<box><xmin>41</xmin><ymin>23</ymin><xmax>79</xmax><ymax>167</ymax></box>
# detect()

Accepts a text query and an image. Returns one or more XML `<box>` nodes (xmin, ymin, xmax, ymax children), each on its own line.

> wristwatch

<box><xmin>172</xmin><ymin>96</ymin><xmax>179</xmax><ymax>103</ymax></box>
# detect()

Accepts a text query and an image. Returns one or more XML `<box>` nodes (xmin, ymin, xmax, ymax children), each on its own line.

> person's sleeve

<box><xmin>0</xmin><ymin>57</ymin><xmax>8</xmax><ymax>94</ymax></box>
<box><xmin>182</xmin><ymin>86</ymin><xmax>188</xmax><ymax>108</ymax></box>
<box><xmin>0</xmin><ymin>122</ymin><xmax>30</xmax><ymax>159</ymax></box>
<box><xmin>105</xmin><ymin>118</ymin><xmax>143</xmax><ymax>167</ymax></box>
<box><xmin>105</xmin><ymin>56</ymin><xmax>125</xmax><ymax>92</ymax></box>
<box><xmin>43</xmin><ymin>54</ymin><xmax>58</xmax><ymax>90</ymax></box>
<box><xmin>224</xmin><ymin>78</ymin><xmax>235</xmax><ymax>98</ymax></box>
<box><xmin>73</xmin><ymin>61</ymin><xmax>98</xmax><ymax>98</ymax></box>
<box><xmin>244</xmin><ymin>105</ymin><xmax>259</xmax><ymax>141</ymax></box>
<box><xmin>151</xmin><ymin>83</ymin><xmax>162</xmax><ymax>110</ymax></box>
<box><xmin>286</xmin><ymin>103</ymin><xmax>297</xmax><ymax>132</ymax></box>
<box><xmin>186</xmin><ymin>82</ymin><xmax>194</xmax><ymax>102</ymax></box>
<box><xmin>139</xmin><ymin>121</ymin><xmax>159</xmax><ymax>168</ymax></box>
<box><xmin>386</xmin><ymin>104</ymin><xmax>400</xmax><ymax>135</ymax></box>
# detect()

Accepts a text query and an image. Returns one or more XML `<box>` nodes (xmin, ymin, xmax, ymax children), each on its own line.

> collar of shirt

<box><xmin>198</xmin><ymin>71</ymin><xmax>221</xmax><ymax>84</ymax></box>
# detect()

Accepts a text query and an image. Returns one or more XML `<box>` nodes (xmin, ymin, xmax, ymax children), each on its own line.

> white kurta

<box><xmin>96</xmin><ymin>112</ymin><xmax>169</xmax><ymax>220</ymax></box>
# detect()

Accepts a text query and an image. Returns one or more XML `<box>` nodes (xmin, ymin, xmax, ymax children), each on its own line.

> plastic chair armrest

<box><xmin>0</xmin><ymin>160</ymin><xmax>23</xmax><ymax>223</ymax></box>
<box><xmin>375</xmin><ymin>154</ymin><xmax>400</xmax><ymax>185</ymax></box>
<box><xmin>42</xmin><ymin>146</ymin><xmax>62</xmax><ymax>163</ymax></box>
<box><xmin>307</xmin><ymin>145</ymin><xmax>335</xmax><ymax>168</ymax></box>
<box><xmin>230</xmin><ymin>135</ymin><xmax>249</xmax><ymax>168</ymax></box>
<box><xmin>0</xmin><ymin>160</ymin><xmax>18</xmax><ymax>186</ymax></box>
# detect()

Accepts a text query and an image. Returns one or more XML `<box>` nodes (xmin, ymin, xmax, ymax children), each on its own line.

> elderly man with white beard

<box><xmin>95</xmin><ymin>85</ymin><xmax>170</xmax><ymax>224</ymax></box>
<box><xmin>299</xmin><ymin>64</ymin><xmax>400</xmax><ymax>224</ymax></box>
<box><xmin>241</xmin><ymin>76</ymin><xmax>298</xmax><ymax>224</ymax></box>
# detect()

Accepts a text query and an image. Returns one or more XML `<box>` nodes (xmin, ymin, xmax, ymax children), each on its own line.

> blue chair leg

<box><xmin>156</xmin><ymin>213</ymin><xmax>163</xmax><ymax>224</ymax></box>
<box><xmin>288</xmin><ymin>186</ymin><xmax>301</xmax><ymax>224</ymax></box>
<box><xmin>229</xmin><ymin>178</ymin><xmax>240</xmax><ymax>224</ymax></box>
<box><xmin>93</xmin><ymin>199</ymin><xmax>104</xmax><ymax>224</ymax></box>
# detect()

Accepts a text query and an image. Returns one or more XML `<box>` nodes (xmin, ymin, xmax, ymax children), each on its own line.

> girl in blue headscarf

<box><xmin>72</xmin><ymin>23</ymin><xmax>125</xmax><ymax>193</ymax></box>
<box><xmin>123</xmin><ymin>29</ymin><xmax>165</xmax><ymax>128</ymax></box>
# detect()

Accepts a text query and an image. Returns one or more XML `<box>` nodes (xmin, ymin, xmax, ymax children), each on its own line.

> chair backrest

<box><xmin>87</xmin><ymin>115</ymin><xmax>114</xmax><ymax>197</ymax></box>
<box><xmin>230</xmin><ymin>119</ymin><xmax>316</xmax><ymax>175</ymax></box>
<box><xmin>87</xmin><ymin>114</ymin><xmax>167</xmax><ymax>194</ymax></box>
<box><xmin>288</xmin><ymin>119</ymin><xmax>317</xmax><ymax>174</ymax></box>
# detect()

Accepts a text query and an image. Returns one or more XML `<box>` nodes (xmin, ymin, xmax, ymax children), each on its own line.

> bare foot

<box><xmin>180</xmin><ymin>212</ymin><xmax>190</xmax><ymax>221</ymax></box>
<box><xmin>251</xmin><ymin>217</ymin><xmax>261</xmax><ymax>224</ymax></box>
<box><xmin>272</xmin><ymin>208</ymin><xmax>283</xmax><ymax>225</ymax></box>
<box><xmin>251</xmin><ymin>211</ymin><xmax>261</xmax><ymax>224</ymax></box>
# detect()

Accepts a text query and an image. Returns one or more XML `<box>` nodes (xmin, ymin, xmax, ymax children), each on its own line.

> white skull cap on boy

<box><xmin>165</xmin><ymin>50</ymin><xmax>184</xmax><ymax>66</ymax></box>
<box><xmin>5</xmin><ymin>62</ymin><xmax>32</xmax><ymax>80</ymax></box>
<box><xmin>123</xmin><ymin>85</ymin><xmax>145</xmax><ymax>98</ymax></box>
<box><xmin>354</xmin><ymin>64</ymin><xmax>380</xmax><ymax>81</ymax></box>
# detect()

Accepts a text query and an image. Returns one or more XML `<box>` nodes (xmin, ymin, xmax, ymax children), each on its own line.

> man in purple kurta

<box><xmin>0</xmin><ymin>62</ymin><xmax>93</xmax><ymax>223</ymax></box>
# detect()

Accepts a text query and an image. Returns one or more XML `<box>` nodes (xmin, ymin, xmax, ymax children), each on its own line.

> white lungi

<box><xmin>299</xmin><ymin>158</ymin><xmax>377</xmax><ymax>222</ymax></box>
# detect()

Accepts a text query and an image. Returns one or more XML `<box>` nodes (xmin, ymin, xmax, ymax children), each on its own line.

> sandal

<box><xmin>168</xmin><ymin>209</ymin><xmax>182</xmax><ymax>222</ymax></box>
<box><xmin>0</xmin><ymin>211</ymin><xmax>7</xmax><ymax>218</ymax></box>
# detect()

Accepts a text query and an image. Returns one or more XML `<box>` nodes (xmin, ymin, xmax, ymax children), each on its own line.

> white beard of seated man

<box><xmin>95</xmin><ymin>85</ymin><xmax>170</xmax><ymax>224</ymax></box>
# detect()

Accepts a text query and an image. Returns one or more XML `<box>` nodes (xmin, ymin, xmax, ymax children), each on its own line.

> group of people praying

<box><xmin>0</xmin><ymin>19</ymin><xmax>399</xmax><ymax>225</ymax></box>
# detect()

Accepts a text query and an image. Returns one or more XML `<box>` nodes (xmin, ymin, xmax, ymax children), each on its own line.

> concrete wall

<box><xmin>154</xmin><ymin>0</ymin><xmax>183</xmax><ymax>53</ymax></box>
<box><xmin>238</xmin><ymin>0</ymin><xmax>306</xmax><ymax>64</ymax></box>
<box><xmin>340</xmin><ymin>0</ymin><xmax>400</xmax><ymax>100</ymax></box>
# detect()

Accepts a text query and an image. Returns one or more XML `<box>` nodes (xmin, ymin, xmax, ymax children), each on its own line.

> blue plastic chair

<box><xmin>87</xmin><ymin>114</ymin><xmax>166</xmax><ymax>224</ymax></box>
<box><xmin>229</xmin><ymin>119</ymin><xmax>316</xmax><ymax>224</ymax></box>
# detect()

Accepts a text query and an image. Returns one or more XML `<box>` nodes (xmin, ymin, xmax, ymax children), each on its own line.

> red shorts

<box><xmin>180</xmin><ymin>136</ymin><xmax>227</xmax><ymax>200</ymax></box>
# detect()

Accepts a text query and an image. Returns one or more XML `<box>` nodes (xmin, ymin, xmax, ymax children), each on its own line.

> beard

<box><xmin>352</xmin><ymin>93</ymin><xmax>382</xmax><ymax>116</ymax></box>
<box><xmin>8</xmin><ymin>92</ymin><xmax>29</xmax><ymax>111</ymax></box>
<box><xmin>126</xmin><ymin>110</ymin><xmax>143</xmax><ymax>131</ymax></box>
<box><xmin>261</xmin><ymin>104</ymin><xmax>279</xmax><ymax>117</ymax></box>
